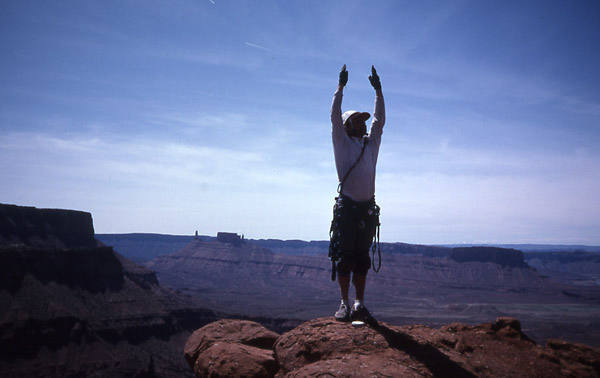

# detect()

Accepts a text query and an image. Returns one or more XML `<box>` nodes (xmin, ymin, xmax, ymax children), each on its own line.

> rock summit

<box><xmin>185</xmin><ymin>317</ymin><xmax>600</xmax><ymax>377</ymax></box>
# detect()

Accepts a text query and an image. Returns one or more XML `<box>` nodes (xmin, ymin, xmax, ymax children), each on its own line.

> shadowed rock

<box><xmin>0</xmin><ymin>246</ymin><xmax>124</xmax><ymax>294</ymax></box>
<box><xmin>450</xmin><ymin>246</ymin><xmax>527</xmax><ymax>268</ymax></box>
<box><xmin>0</xmin><ymin>204</ymin><xmax>96</xmax><ymax>249</ymax></box>
<box><xmin>0</xmin><ymin>203</ymin><xmax>219</xmax><ymax>377</ymax></box>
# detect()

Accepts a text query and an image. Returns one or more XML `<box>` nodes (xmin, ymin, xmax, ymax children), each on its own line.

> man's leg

<box><xmin>352</xmin><ymin>273</ymin><xmax>366</xmax><ymax>302</ymax></box>
<box><xmin>350</xmin><ymin>251</ymin><xmax>375</xmax><ymax>324</ymax></box>
<box><xmin>334</xmin><ymin>198</ymin><xmax>355</xmax><ymax>321</ymax></box>
<box><xmin>335</xmin><ymin>259</ymin><xmax>353</xmax><ymax>321</ymax></box>
<box><xmin>335</xmin><ymin>272</ymin><xmax>351</xmax><ymax>321</ymax></box>
<box><xmin>351</xmin><ymin>272</ymin><xmax>375</xmax><ymax>324</ymax></box>
<box><xmin>338</xmin><ymin>274</ymin><xmax>350</xmax><ymax>303</ymax></box>
<box><xmin>353</xmin><ymin>251</ymin><xmax>371</xmax><ymax>303</ymax></box>
<box><xmin>353</xmin><ymin>213</ymin><xmax>374</xmax><ymax>307</ymax></box>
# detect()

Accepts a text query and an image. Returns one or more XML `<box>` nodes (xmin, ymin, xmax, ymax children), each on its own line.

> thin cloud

<box><xmin>244</xmin><ymin>42</ymin><xmax>272</xmax><ymax>52</ymax></box>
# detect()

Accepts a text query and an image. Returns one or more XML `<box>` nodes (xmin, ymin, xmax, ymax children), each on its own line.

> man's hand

<box><xmin>339</xmin><ymin>64</ymin><xmax>348</xmax><ymax>87</ymax></box>
<box><xmin>369</xmin><ymin>65</ymin><xmax>381</xmax><ymax>91</ymax></box>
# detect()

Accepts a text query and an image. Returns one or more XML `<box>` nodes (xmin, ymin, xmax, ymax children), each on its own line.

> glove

<box><xmin>369</xmin><ymin>65</ymin><xmax>381</xmax><ymax>91</ymax></box>
<box><xmin>339</xmin><ymin>64</ymin><xmax>348</xmax><ymax>87</ymax></box>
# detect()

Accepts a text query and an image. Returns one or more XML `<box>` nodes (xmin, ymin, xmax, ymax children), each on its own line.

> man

<box><xmin>330</xmin><ymin>64</ymin><xmax>385</xmax><ymax>322</ymax></box>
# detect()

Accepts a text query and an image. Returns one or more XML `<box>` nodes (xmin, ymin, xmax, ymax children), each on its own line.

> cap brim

<box><xmin>351</xmin><ymin>112</ymin><xmax>370</xmax><ymax>122</ymax></box>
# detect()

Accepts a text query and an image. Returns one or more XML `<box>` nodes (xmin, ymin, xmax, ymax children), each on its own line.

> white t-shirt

<box><xmin>331</xmin><ymin>88</ymin><xmax>385</xmax><ymax>202</ymax></box>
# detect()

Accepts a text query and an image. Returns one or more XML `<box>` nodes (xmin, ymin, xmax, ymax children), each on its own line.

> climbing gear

<box><xmin>368</xmin><ymin>201</ymin><xmax>382</xmax><ymax>274</ymax></box>
<box><xmin>328</xmin><ymin>197</ymin><xmax>344</xmax><ymax>281</ymax></box>
<box><xmin>329</xmin><ymin>195</ymin><xmax>381</xmax><ymax>280</ymax></box>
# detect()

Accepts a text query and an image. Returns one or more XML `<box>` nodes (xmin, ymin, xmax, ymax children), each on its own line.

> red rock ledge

<box><xmin>184</xmin><ymin>317</ymin><xmax>600</xmax><ymax>377</ymax></box>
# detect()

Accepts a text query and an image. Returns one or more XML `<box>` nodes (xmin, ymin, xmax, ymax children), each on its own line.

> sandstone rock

<box><xmin>489</xmin><ymin>317</ymin><xmax>534</xmax><ymax>341</ymax></box>
<box><xmin>274</xmin><ymin>318</ymin><xmax>474</xmax><ymax>377</ymax></box>
<box><xmin>278</xmin><ymin>354</ymin><xmax>422</xmax><ymax>378</ymax></box>
<box><xmin>492</xmin><ymin>317</ymin><xmax>522</xmax><ymax>332</ymax></box>
<box><xmin>194</xmin><ymin>342</ymin><xmax>277</xmax><ymax>378</ymax></box>
<box><xmin>187</xmin><ymin>317</ymin><xmax>600</xmax><ymax>377</ymax></box>
<box><xmin>544</xmin><ymin>339</ymin><xmax>600</xmax><ymax>377</ymax></box>
<box><xmin>184</xmin><ymin>319</ymin><xmax>279</xmax><ymax>371</ymax></box>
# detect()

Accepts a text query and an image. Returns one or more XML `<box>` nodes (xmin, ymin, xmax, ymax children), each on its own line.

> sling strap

<box><xmin>337</xmin><ymin>139</ymin><xmax>368</xmax><ymax>195</ymax></box>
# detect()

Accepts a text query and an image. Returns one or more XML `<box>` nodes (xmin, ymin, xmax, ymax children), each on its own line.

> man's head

<box><xmin>342</xmin><ymin>110</ymin><xmax>370</xmax><ymax>138</ymax></box>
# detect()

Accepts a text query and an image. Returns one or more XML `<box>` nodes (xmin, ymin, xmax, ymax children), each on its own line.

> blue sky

<box><xmin>1</xmin><ymin>0</ymin><xmax>599</xmax><ymax>244</ymax></box>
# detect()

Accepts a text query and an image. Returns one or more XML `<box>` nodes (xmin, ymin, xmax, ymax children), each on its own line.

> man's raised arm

<box><xmin>331</xmin><ymin>65</ymin><xmax>347</xmax><ymax>136</ymax></box>
<box><xmin>369</xmin><ymin>65</ymin><xmax>385</xmax><ymax>142</ymax></box>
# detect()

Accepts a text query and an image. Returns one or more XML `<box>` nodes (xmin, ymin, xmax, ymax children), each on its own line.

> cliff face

<box><xmin>0</xmin><ymin>204</ymin><xmax>96</xmax><ymax>249</ymax></box>
<box><xmin>450</xmin><ymin>246</ymin><xmax>527</xmax><ymax>268</ymax></box>
<box><xmin>525</xmin><ymin>251</ymin><xmax>600</xmax><ymax>286</ymax></box>
<box><xmin>146</xmin><ymin>239</ymin><xmax>554</xmax><ymax>316</ymax></box>
<box><xmin>184</xmin><ymin>317</ymin><xmax>600</xmax><ymax>377</ymax></box>
<box><xmin>147</xmin><ymin>238</ymin><xmax>600</xmax><ymax>347</ymax></box>
<box><xmin>0</xmin><ymin>204</ymin><xmax>218</xmax><ymax>377</ymax></box>
<box><xmin>0</xmin><ymin>246</ymin><xmax>125</xmax><ymax>294</ymax></box>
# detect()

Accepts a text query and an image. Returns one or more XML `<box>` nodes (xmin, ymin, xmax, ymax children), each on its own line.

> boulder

<box><xmin>184</xmin><ymin>319</ymin><xmax>279</xmax><ymax>377</ymax></box>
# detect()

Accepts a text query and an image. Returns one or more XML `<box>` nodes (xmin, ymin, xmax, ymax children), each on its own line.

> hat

<box><xmin>342</xmin><ymin>110</ymin><xmax>370</xmax><ymax>126</ymax></box>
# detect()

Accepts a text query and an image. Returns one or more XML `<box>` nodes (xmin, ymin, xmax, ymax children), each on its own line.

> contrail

<box><xmin>244</xmin><ymin>42</ymin><xmax>271</xmax><ymax>52</ymax></box>
<box><xmin>207</xmin><ymin>0</ymin><xmax>215</xmax><ymax>4</ymax></box>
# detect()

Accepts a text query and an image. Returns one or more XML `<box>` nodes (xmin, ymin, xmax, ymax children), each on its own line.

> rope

<box><xmin>371</xmin><ymin>222</ymin><xmax>381</xmax><ymax>273</ymax></box>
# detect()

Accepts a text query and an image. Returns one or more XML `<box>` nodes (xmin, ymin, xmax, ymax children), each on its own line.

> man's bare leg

<box><xmin>338</xmin><ymin>275</ymin><xmax>350</xmax><ymax>302</ymax></box>
<box><xmin>352</xmin><ymin>274</ymin><xmax>366</xmax><ymax>302</ymax></box>
<box><xmin>351</xmin><ymin>273</ymin><xmax>375</xmax><ymax>324</ymax></box>
<box><xmin>335</xmin><ymin>274</ymin><xmax>352</xmax><ymax>320</ymax></box>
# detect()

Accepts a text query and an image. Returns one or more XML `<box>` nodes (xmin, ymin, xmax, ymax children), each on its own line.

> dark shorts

<box><xmin>333</xmin><ymin>195</ymin><xmax>378</xmax><ymax>277</ymax></box>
